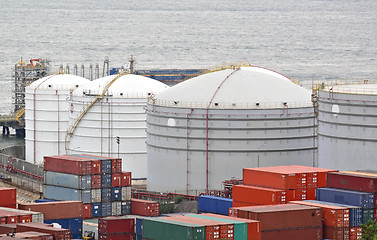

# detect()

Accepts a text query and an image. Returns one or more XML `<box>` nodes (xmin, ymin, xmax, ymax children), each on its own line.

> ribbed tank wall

<box><xmin>146</xmin><ymin>104</ymin><xmax>317</xmax><ymax>194</ymax></box>
<box><xmin>318</xmin><ymin>90</ymin><xmax>377</xmax><ymax>170</ymax></box>
<box><xmin>25</xmin><ymin>88</ymin><xmax>71</xmax><ymax>165</ymax></box>
<box><xmin>68</xmin><ymin>95</ymin><xmax>148</xmax><ymax>178</ymax></box>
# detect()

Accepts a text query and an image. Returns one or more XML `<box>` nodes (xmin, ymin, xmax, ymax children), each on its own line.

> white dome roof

<box><xmin>155</xmin><ymin>66</ymin><xmax>312</xmax><ymax>109</ymax></box>
<box><xmin>75</xmin><ymin>74</ymin><xmax>169</xmax><ymax>96</ymax></box>
<box><xmin>28</xmin><ymin>74</ymin><xmax>90</xmax><ymax>90</ymax></box>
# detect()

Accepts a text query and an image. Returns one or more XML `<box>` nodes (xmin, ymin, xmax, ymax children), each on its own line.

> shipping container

<box><xmin>44</xmin><ymin>171</ymin><xmax>91</xmax><ymax>190</ymax></box>
<box><xmin>101</xmin><ymin>188</ymin><xmax>112</xmax><ymax>203</ymax></box>
<box><xmin>233</xmin><ymin>185</ymin><xmax>286</xmax><ymax>206</ymax></box>
<box><xmin>43</xmin><ymin>185</ymin><xmax>91</xmax><ymax>203</ymax></box>
<box><xmin>287</xmin><ymin>165</ymin><xmax>338</xmax><ymax>188</ymax></box>
<box><xmin>18</xmin><ymin>201</ymin><xmax>82</xmax><ymax>220</ymax></box>
<box><xmin>44</xmin><ymin>218</ymin><xmax>83</xmax><ymax>239</ymax></box>
<box><xmin>0</xmin><ymin>188</ymin><xmax>16</xmax><ymax>208</ymax></box>
<box><xmin>349</xmin><ymin>227</ymin><xmax>362</xmax><ymax>240</ymax></box>
<box><xmin>0</xmin><ymin>231</ymin><xmax>54</xmax><ymax>240</ymax></box>
<box><xmin>35</xmin><ymin>199</ymin><xmax>56</xmax><ymax>203</ymax></box>
<box><xmin>121</xmin><ymin>201</ymin><xmax>131</xmax><ymax>215</ymax></box>
<box><xmin>92</xmin><ymin>203</ymin><xmax>102</xmax><ymax>218</ymax></box>
<box><xmin>160</xmin><ymin>215</ymin><xmax>234</xmax><ymax>240</ymax></box>
<box><xmin>92</xmin><ymin>160</ymin><xmax>102</xmax><ymax>175</ymax></box>
<box><xmin>286</xmin><ymin>189</ymin><xmax>317</xmax><ymax>201</ymax></box>
<box><xmin>91</xmin><ymin>189</ymin><xmax>101</xmax><ymax>203</ymax></box>
<box><xmin>111</xmin><ymin>202</ymin><xmax>122</xmax><ymax>216</ymax></box>
<box><xmin>0</xmin><ymin>207</ymin><xmax>43</xmax><ymax>223</ymax></box>
<box><xmin>0</xmin><ymin>217</ymin><xmax>6</xmax><ymax>224</ymax></box>
<box><xmin>198</xmin><ymin>195</ymin><xmax>232</xmax><ymax>216</ymax></box>
<box><xmin>102</xmin><ymin>203</ymin><xmax>112</xmax><ymax>217</ymax></box>
<box><xmin>0</xmin><ymin>210</ymin><xmax>19</xmax><ymax>224</ymax></box>
<box><xmin>111</xmin><ymin>187</ymin><xmax>122</xmax><ymax>202</ymax></box>
<box><xmin>135</xmin><ymin>218</ymin><xmax>144</xmax><ymax>237</ymax></box>
<box><xmin>262</xmin><ymin>227</ymin><xmax>322</xmax><ymax>240</ymax></box>
<box><xmin>83</xmin><ymin>204</ymin><xmax>92</xmax><ymax>219</ymax></box>
<box><xmin>111</xmin><ymin>159</ymin><xmax>122</xmax><ymax>173</ymax></box>
<box><xmin>323</xmin><ymin>226</ymin><xmax>350</xmax><ymax>240</ymax></box>
<box><xmin>17</xmin><ymin>222</ymin><xmax>71</xmax><ymax>240</ymax></box>
<box><xmin>327</xmin><ymin>171</ymin><xmax>377</xmax><ymax>194</ymax></box>
<box><xmin>44</xmin><ymin>155</ymin><xmax>92</xmax><ymax>175</ymax></box>
<box><xmin>362</xmin><ymin>208</ymin><xmax>374</xmax><ymax>224</ymax></box>
<box><xmin>131</xmin><ymin>199</ymin><xmax>159</xmax><ymax>217</ymax></box>
<box><xmin>121</xmin><ymin>187</ymin><xmax>132</xmax><ymax>201</ymax></box>
<box><xmin>112</xmin><ymin>173</ymin><xmax>121</xmax><ymax>187</ymax></box>
<box><xmin>91</xmin><ymin>175</ymin><xmax>102</xmax><ymax>189</ymax></box>
<box><xmin>99</xmin><ymin>232</ymin><xmax>135</xmax><ymax>240</ymax></box>
<box><xmin>316</xmin><ymin>188</ymin><xmax>374</xmax><ymax>209</ymax></box>
<box><xmin>101</xmin><ymin>160</ymin><xmax>112</xmax><ymax>174</ymax></box>
<box><xmin>121</xmin><ymin>172</ymin><xmax>132</xmax><ymax>187</ymax></box>
<box><xmin>102</xmin><ymin>174</ymin><xmax>112</xmax><ymax>188</ymax></box>
<box><xmin>98</xmin><ymin>216</ymin><xmax>135</xmax><ymax>234</ymax></box>
<box><xmin>0</xmin><ymin>224</ymin><xmax>17</xmax><ymax>234</ymax></box>
<box><xmin>142</xmin><ymin>217</ymin><xmax>205</xmax><ymax>240</ymax></box>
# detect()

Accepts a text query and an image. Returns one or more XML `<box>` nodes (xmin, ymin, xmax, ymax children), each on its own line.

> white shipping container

<box><xmin>121</xmin><ymin>186</ymin><xmax>132</xmax><ymax>201</ymax></box>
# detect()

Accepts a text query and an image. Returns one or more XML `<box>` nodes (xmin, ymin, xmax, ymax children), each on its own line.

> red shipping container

<box><xmin>0</xmin><ymin>224</ymin><xmax>16</xmax><ymax>234</ymax></box>
<box><xmin>202</xmin><ymin>213</ymin><xmax>261</xmax><ymax>240</ymax></box>
<box><xmin>111</xmin><ymin>159</ymin><xmax>122</xmax><ymax>173</ymax></box>
<box><xmin>0</xmin><ymin>211</ymin><xmax>19</xmax><ymax>224</ymax></box>
<box><xmin>0</xmin><ymin>217</ymin><xmax>7</xmax><ymax>224</ymax></box>
<box><xmin>83</xmin><ymin>204</ymin><xmax>92</xmax><ymax>219</ymax></box>
<box><xmin>18</xmin><ymin>214</ymin><xmax>32</xmax><ymax>224</ymax></box>
<box><xmin>92</xmin><ymin>160</ymin><xmax>102</xmax><ymax>174</ymax></box>
<box><xmin>323</xmin><ymin>226</ymin><xmax>350</xmax><ymax>240</ymax></box>
<box><xmin>17</xmin><ymin>223</ymin><xmax>71</xmax><ymax>240</ymax></box>
<box><xmin>286</xmin><ymin>165</ymin><xmax>338</xmax><ymax>188</ymax></box>
<box><xmin>112</xmin><ymin>173</ymin><xmax>122</xmax><ymax>187</ymax></box>
<box><xmin>98</xmin><ymin>216</ymin><xmax>135</xmax><ymax>234</ymax></box>
<box><xmin>99</xmin><ymin>232</ymin><xmax>135</xmax><ymax>240</ymax></box>
<box><xmin>44</xmin><ymin>155</ymin><xmax>92</xmax><ymax>175</ymax></box>
<box><xmin>161</xmin><ymin>215</ymin><xmax>234</xmax><ymax>240</ymax></box>
<box><xmin>18</xmin><ymin>201</ymin><xmax>83</xmax><ymax>220</ymax></box>
<box><xmin>121</xmin><ymin>172</ymin><xmax>132</xmax><ymax>187</ymax></box>
<box><xmin>350</xmin><ymin>227</ymin><xmax>362</xmax><ymax>240</ymax></box>
<box><xmin>0</xmin><ymin>188</ymin><xmax>16</xmax><ymax>207</ymax></box>
<box><xmin>92</xmin><ymin>175</ymin><xmax>102</xmax><ymax>189</ymax></box>
<box><xmin>233</xmin><ymin>185</ymin><xmax>286</xmax><ymax>205</ymax></box>
<box><xmin>290</xmin><ymin>201</ymin><xmax>350</xmax><ymax>228</ymax></box>
<box><xmin>328</xmin><ymin>171</ymin><xmax>377</xmax><ymax>193</ymax></box>
<box><xmin>262</xmin><ymin>227</ymin><xmax>322</xmax><ymax>240</ymax></box>
<box><xmin>131</xmin><ymin>199</ymin><xmax>159</xmax><ymax>217</ymax></box>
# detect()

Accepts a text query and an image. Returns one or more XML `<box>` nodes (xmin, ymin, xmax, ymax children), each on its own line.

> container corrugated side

<box><xmin>102</xmin><ymin>203</ymin><xmax>112</xmax><ymax>217</ymax></box>
<box><xmin>121</xmin><ymin>187</ymin><xmax>131</xmax><ymax>201</ymax></box>
<box><xmin>233</xmin><ymin>185</ymin><xmax>286</xmax><ymax>206</ymax></box>
<box><xmin>0</xmin><ymin>188</ymin><xmax>16</xmax><ymax>207</ymax></box>
<box><xmin>262</xmin><ymin>227</ymin><xmax>322</xmax><ymax>240</ymax></box>
<box><xmin>198</xmin><ymin>195</ymin><xmax>232</xmax><ymax>216</ymax></box>
<box><xmin>327</xmin><ymin>171</ymin><xmax>377</xmax><ymax>193</ymax></box>
<box><xmin>142</xmin><ymin>217</ymin><xmax>205</xmax><ymax>240</ymax></box>
<box><xmin>98</xmin><ymin>216</ymin><xmax>135</xmax><ymax>234</ymax></box>
<box><xmin>91</xmin><ymin>189</ymin><xmax>101</xmax><ymax>203</ymax></box>
<box><xmin>44</xmin><ymin>171</ymin><xmax>91</xmax><ymax>190</ymax></box>
<box><xmin>131</xmin><ymin>199</ymin><xmax>159</xmax><ymax>217</ymax></box>
<box><xmin>316</xmin><ymin>187</ymin><xmax>374</xmax><ymax>209</ymax></box>
<box><xmin>0</xmin><ymin>207</ymin><xmax>43</xmax><ymax>223</ymax></box>
<box><xmin>43</xmin><ymin>185</ymin><xmax>91</xmax><ymax>203</ymax></box>
<box><xmin>44</xmin><ymin>155</ymin><xmax>92</xmax><ymax>175</ymax></box>
<box><xmin>18</xmin><ymin>201</ymin><xmax>82</xmax><ymax>220</ymax></box>
<box><xmin>44</xmin><ymin>218</ymin><xmax>83</xmax><ymax>239</ymax></box>
<box><xmin>111</xmin><ymin>202</ymin><xmax>122</xmax><ymax>216</ymax></box>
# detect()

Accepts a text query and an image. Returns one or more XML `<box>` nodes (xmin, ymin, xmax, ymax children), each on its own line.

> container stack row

<box><xmin>233</xmin><ymin>165</ymin><xmax>337</xmax><ymax>207</ymax></box>
<box><xmin>43</xmin><ymin>154</ymin><xmax>132</xmax><ymax>218</ymax></box>
<box><xmin>18</xmin><ymin>201</ymin><xmax>83</xmax><ymax>239</ymax></box>
<box><xmin>98</xmin><ymin>216</ymin><xmax>135</xmax><ymax>240</ymax></box>
<box><xmin>137</xmin><ymin>213</ymin><xmax>261</xmax><ymax>240</ymax></box>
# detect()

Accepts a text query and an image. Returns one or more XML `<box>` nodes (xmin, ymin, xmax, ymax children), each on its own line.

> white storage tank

<box><xmin>67</xmin><ymin>73</ymin><xmax>169</xmax><ymax>178</ymax></box>
<box><xmin>146</xmin><ymin>66</ymin><xmax>317</xmax><ymax>194</ymax></box>
<box><xmin>318</xmin><ymin>83</ymin><xmax>377</xmax><ymax>170</ymax></box>
<box><xmin>25</xmin><ymin>74</ymin><xmax>90</xmax><ymax>165</ymax></box>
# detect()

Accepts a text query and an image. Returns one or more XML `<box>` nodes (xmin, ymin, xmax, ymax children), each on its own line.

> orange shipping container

<box><xmin>286</xmin><ymin>188</ymin><xmax>316</xmax><ymax>201</ymax></box>
<box><xmin>350</xmin><ymin>227</ymin><xmax>362</xmax><ymax>240</ymax></box>
<box><xmin>233</xmin><ymin>185</ymin><xmax>286</xmax><ymax>206</ymax></box>
<box><xmin>323</xmin><ymin>226</ymin><xmax>350</xmax><ymax>240</ymax></box>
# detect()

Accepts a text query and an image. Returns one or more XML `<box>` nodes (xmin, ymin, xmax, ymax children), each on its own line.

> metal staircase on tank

<box><xmin>65</xmin><ymin>73</ymin><xmax>128</xmax><ymax>152</ymax></box>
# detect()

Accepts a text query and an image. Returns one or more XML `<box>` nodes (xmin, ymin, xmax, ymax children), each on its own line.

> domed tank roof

<box><xmin>28</xmin><ymin>74</ymin><xmax>90</xmax><ymax>90</ymax></box>
<box><xmin>155</xmin><ymin>66</ymin><xmax>312</xmax><ymax>108</ymax></box>
<box><xmin>75</xmin><ymin>74</ymin><xmax>169</xmax><ymax>96</ymax></box>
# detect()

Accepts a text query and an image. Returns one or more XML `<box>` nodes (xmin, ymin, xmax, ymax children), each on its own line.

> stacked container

<box><xmin>0</xmin><ymin>188</ymin><xmax>16</xmax><ymax>209</ymax></box>
<box><xmin>0</xmin><ymin>207</ymin><xmax>43</xmax><ymax>223</ymax></box>
<box><xmin>18</xmin><ymin>201</ymin><xmax>83</xmax><ymax>238</ymax></box>
<box><xmin>98</xmin><ymin>216</ymin><xmax>135</xmax><ymax>240</ymax></box>
<box><xmin>131</xmin><ymin>199</ymin><xmax>159</xmax><ymax>217</ymax></box>
<box><xmin>43</xmin><ymin>154</ymin><xmax>132</xmax><ymax>218</ymax></box>
<box><xmin>228</xmin><ymin>203</ymin><xmax>323</xmax><ymax>240</ymax></box>
<box><xmin>17</xmin><ymin>222</ymin><xmax>71</xmax><ymax>240</ymax></box>
<box><xmin>233</xmin><ymin>165</ymin><xmax>337</xmax><ymax>206</ymax></box>
<box><xmin>198</xmin><ymin>195</ymin><xmax>233</xmax><ymax>215</ymax></box>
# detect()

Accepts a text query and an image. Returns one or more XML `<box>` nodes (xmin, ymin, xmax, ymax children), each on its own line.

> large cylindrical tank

<box><xmin>318</xmin><ymin>83</ymin><xmax>377</xmax><ymax>170</ymax></box>
<box><xmin>67</xmin><ymin>74</ymin><xmax>169</xmax><ymax>178</ymax></box>
<box><xmin>25</xmin><ymin>74</ymin><xmax>90</xmax><ymax>165</ymax></box>
<box><xmin>146</xmin><ymin>66</ymin><xmax>316</xmax><ymax>194</ymax></box>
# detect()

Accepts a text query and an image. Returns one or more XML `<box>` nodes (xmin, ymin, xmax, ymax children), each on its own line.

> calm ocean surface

<box><xmin>0</xmin><ymin>0</ymin><xmax>376</xmax><ymax>146</ymax></box>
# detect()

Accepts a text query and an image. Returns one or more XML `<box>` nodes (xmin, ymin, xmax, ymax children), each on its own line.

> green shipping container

<box><xmin>186</xmin><ymin>214</ymin><xmax>247</xmax><ymax>240</ymax></box>
<box><xmin>142</xmin><ymin>217</ymin><xmax>206</xmax><ymax>240</ymax></box>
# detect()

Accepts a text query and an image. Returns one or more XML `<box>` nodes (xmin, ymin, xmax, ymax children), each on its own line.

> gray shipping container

<box><xmin>43</xmin><ymin>185</ymin><xmax>91</xmax><ymax>203</ymax></box>
<box><xmin>44</xmin><ymin>171</ymin><xmax>91</xmax><ymax>190</ymax></box>
<box><xmin>122</xmin><ymin>186</ymin><xmax>132</xmax><ymax>201</ymax></box>
<box><xmin>91</xmin><ymin>189</ymin><xmax>101</xmax><ymax>203</ymax></box>
<box><xmin>112</xmin><ymin>202</ymin><xmax>122</xmax><ymax>216</ymax></box>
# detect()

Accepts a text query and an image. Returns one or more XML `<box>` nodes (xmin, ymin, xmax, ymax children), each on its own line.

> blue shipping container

<box><xmin>136</xmin><ymin>218</ymin><xmax>143</xmax><ymax>236</ymax></box>
<box><xmin>35</xmin><ymin>199</ymin><xmax>56</xmax><ymax>203</ymax></box>
<box><xmin>101</xmin><ymin>160</ymin><xmax>112</xmax><ymax>173</ymax></box>
<box><xmin>316</xmin><ymin>188</ymin><xmax>374</xmax><ymax>209</ymax></box>
<box><xmin>43</xmin><ymin>185</ymin><xmax>91</xmax><ymax>203</ymax></box>
<box><xmin>101</xmin><ymin>173</ymin><xmax>112</xmax><ymax>188</ymax></box>
<box><xmin>101</xmin><ymin>188</ymin><xmax>112</xmax><ymax>203</ymax></box>
<box><xmin>306</xmin><ymin>200</ymin><xmax>363</xmax><ymax>227</ymax></box>
<box><xmin>92</xmin><ymin>203</ymin><xmax>102</xmax><ymax>218</ymax></box>
<box><xmin>111</xmin><ymin>187</ymin><xmax>122</xmax><ymax>201</ymax></box>
<box><xmin>102</xmin><ymin>202</ymin><xmax>112</xmax><ymax>217</ymax></box>
<box><xmin>121</xmin><ymin>201</ymin><xmax>132</xmax><ymax>215</ymax></box>
<box><xmin>198</xmin><ymin>195</ymin><xmax>233</xmax><ymax>215</ymax></box>
<box><xmin>45</xmin><ymin>218</ymin><xmax>83</xmax><ymax>239</ymax></box>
